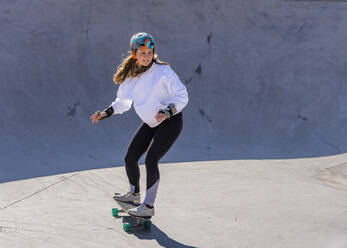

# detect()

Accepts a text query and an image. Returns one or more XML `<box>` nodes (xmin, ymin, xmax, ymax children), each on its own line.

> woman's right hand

<box><xmin>90</xmin><ymin>111</ymin><xmax>107</xmax><ymax>124</ymax></box>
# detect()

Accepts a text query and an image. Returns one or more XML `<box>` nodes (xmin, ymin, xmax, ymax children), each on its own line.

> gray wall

<box><xmin>1</xmin><ymin>0</ymin><xmax>347</xmax><ymax>182</ymax></box>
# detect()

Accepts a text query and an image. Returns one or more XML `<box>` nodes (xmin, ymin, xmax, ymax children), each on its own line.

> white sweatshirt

<box><xmin>110</xmin><ymin>63</ymin><xmax>189</xmax><ymax>127</ymax></box>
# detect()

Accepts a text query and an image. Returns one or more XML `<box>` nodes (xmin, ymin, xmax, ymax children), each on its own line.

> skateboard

<box><xmin>112</xmin><ymin>194</ymin><xmax>152</xmax><ymax>232</ymax></box>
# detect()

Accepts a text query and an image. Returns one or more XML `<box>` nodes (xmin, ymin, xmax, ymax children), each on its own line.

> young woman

<box><xmin>90</xmin><ymin>32</ymin><xmax>189</xmax><ymax>217</ymax></box>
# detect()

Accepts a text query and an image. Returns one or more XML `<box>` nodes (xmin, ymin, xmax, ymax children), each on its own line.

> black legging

<box><xmin>124</xmin><ymin>112</ymin><xmax>183</xmax><ymax>205</ymax></box>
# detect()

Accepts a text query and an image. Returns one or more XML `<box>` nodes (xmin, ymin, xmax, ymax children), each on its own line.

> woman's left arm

<box><xmin>165</xmin><ymin>68</ymin><xmax>189</xmax><ymax>114</ymax></box>
<box><xmin>156</xmin><ymin>67</ymin><xmax>189</xmax><ymax>122</ymax></box>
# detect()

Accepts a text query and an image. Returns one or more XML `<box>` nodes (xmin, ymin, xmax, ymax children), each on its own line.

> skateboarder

<box><xmin>90</xmin><ymin>32</ymin><xmax>188</xmax><ymax>217</ymax></box>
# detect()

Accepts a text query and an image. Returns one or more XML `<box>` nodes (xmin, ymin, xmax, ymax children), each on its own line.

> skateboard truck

<box><xmin>112</xmin><ymin>207</ymin><xmax>152</xmax><ymax>232</ymax></box>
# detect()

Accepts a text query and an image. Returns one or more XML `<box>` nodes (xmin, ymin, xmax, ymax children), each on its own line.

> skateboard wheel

<box><xmin>143</xmin><ymin>221</ymin><xmax>151</xmax><ymax>230</ymax></box>
<box><xmin>123</xmin><ymin>223</ymin><xmax>132</xmax><ymax>232</ymax></box>
<box><xmin>112</xmin><ymin>208</ymin><xmax>119</xmax><ymax>217</ymax></box>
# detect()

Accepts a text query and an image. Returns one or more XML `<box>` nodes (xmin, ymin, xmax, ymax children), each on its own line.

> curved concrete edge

<box><xmin>0</xmin><ymin>157</ymin><xmax>347</xmax><ymax>248</ymax></box>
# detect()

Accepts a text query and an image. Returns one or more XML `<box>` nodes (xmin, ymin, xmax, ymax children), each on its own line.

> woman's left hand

<box><xmin>155</xmin><ymin>112</ymin><xmax>167</xmax><ymax>123</ymax></box>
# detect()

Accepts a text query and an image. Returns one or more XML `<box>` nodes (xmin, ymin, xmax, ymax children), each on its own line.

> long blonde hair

<box><xmin>113</xmin><ymin>52</ymin><xmax>169</xmax><ymax>84</ymax></box>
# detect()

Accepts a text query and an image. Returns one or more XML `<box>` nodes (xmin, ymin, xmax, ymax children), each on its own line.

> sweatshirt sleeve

<box><xmin>165</xmin><ymin>67</ymin><xmax>189</xmax><ymax>113</ymax></box>
<box><xmin>110</xmin><ymin>82</ymin><xmax>133</xmax><ymax>114</ymax></box>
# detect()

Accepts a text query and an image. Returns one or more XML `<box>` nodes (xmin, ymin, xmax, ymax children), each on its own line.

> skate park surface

<box><xmin>1</xmin><ymin>157</ymin><xmax>347</xmax><ymax>247</ymax></box>
<box><xmin>1</xmin><ymin>0</ymin><xmax>347</xmax><ymax>247</ymax></box>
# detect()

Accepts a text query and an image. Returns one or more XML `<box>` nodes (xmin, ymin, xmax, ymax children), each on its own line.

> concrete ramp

<box><xmin>0</xmin><ymin>158</ymin><xmax>347</xmax><ymax>247</ymax></box>
<box><xmin>1</xmin><ymin>0</ymin><xmax>347</xmax><ymax>182</ymax></box>
<box><xmin>1</xmin><ymin>1</ymin><xmax>347</xmax><ymax>247</ymax></box>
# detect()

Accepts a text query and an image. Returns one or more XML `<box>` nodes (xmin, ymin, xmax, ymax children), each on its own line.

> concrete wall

<box><xmin>1</xmin><ymin>0</ymin><xmax>347</xmax><ymax>182</ymax></box>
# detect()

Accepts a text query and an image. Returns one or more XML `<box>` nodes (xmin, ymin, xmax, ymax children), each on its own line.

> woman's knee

<box><xmin>124</xmin><ymin>152</ymin><xmax>138</xmax><ymax>166</ymax></box>
<box><xmin>145</xmin><ymin>153</ymin><xmax>159</xmax><ymax>167</ymax></box>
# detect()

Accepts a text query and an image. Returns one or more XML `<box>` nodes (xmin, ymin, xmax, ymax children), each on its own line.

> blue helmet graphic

<box><xmin>130</xmin><ymin>32</ymin><xmax>155</xmax><ymax>52</ymax></box>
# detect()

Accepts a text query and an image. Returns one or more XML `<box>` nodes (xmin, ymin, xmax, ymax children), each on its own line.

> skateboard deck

<box><xmin>112</xmin><ymin>194</ymin><xmax>152</xmax><ymax>232</ymax></box>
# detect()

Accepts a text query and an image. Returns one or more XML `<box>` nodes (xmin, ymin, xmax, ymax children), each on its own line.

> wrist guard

<box><xmin>95</xmin><ymin>106</ymin><xmax>114</xmax><ymax>120</ymax></box>
<box><xmin>159</xmin><ymin>103</ymin><xmax>177</xmax><ymax>118</ymax></box>
<box><xmin>104</xmin><ymin>106</ymin><xmax>114</xmax><ymax>117</ymax></box>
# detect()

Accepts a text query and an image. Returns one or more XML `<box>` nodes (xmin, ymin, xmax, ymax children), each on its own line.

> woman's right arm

<box><xmin>110</xmin><ymin>82</ymin><xmax>133</xmax><ymax>114</ymax></box>
<box><xmin>90</xmin><ymin>82</ymin><xmax>133</xmax><ymax>124</ymax></box>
